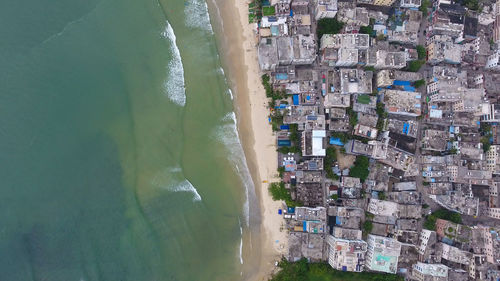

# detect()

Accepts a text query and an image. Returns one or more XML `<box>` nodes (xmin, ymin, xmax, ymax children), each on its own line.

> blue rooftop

<box><xmin>404</xmin><ymin>85</ymin><xmax>416</xmax><ymax>92</ymax></box>
<box><xmin>330</xmin><ymin>137</ymin><xmax>344</xmax><ymax>146</ymax></box>
<box><xmin>393</xmin><ymin>80</ymin><xmax>411</xmax><ymax>86</ymax></box>
<box><xmin>275</xmin><ymin>73</ymin><xmax>288</xmax><ymax>80</ymax></box>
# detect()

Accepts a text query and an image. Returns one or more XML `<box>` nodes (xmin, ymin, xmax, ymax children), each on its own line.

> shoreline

<box><xmin>206</xmin><ymin>0</ymin><xmax>288</xmax><ymax>279</ymax></box>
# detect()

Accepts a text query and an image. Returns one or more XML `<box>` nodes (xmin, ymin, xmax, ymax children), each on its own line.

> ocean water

<box><xmin>0</xmin><ymin>0</ymin><xmax>255</xmax><ymax>280</ymax></box>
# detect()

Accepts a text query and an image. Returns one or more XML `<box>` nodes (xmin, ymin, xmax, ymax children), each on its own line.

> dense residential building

<box><xmin>254</xmin><ymin>0</ymin><xmax>500</xmax><ymax>278</ymax></box>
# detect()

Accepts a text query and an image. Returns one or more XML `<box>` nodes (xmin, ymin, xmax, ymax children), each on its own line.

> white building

<box><xmin>312</xmin><ymin>130</ymin><xmax>326</xmax><ymax>156</ymax></box>
<box><xmin>320</xmin><ymin>34</ymin><xmax>370</xmax><ymax>67</ymax></box>
<box><xmin>412</xmin><ymin>262</ymin><xmax>449</xmax><ymax>281</ymax></box>
<box><xmin>400</xmin><ymin>0</ymin><xmax>421</xmax><ymax>8</ymax></box>
<box><xmin>314</xmin><ymin>0</ymin><xmax>337</xmax><ymax>20</ymax></box>
<box><xmin>302</xmin><ymin>130</ymin><xmax>326</xmax><ymax>157</ymax></box>
<box><xmin>486</xmin><ymin>145</ymin><xmax>500</xmax><ymax>174</ymax></box>
<box><xmin>374</xmin><ymin>50</ymin><xmax>407</xmax><ymax>69</ymax></box>
<box><xmin>488</xmin><ymin>208</ymin><xmax>500</xmax><ymax>219</ymax></box>
<box><xmin>486</xmin><ymin>49</ymin><xmax>500</xmax><ymax>70</ymax></box>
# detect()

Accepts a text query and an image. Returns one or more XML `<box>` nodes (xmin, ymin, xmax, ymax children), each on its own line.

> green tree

<box><xmin>347</xmin><ymin>107</ymin><xmax>358</xmax><ymax>127</ymax></box>
<box><xmin>376</xmin><ymin>102</ymin><xmax>387</xmax><ymax>118</ymax></box>
<box><xmin>378</xmin><ymin>191</ymin><xmax>386</xmax><ymax>200</ymax></box>
<box><xmin>416</xmin><ymin>45</ymin><xmax>426</xmax><ymax>60</ymax></box>
<box><xmin>271</xmin><ymin>258</ymin><xmax>405</xmax><ymax>281</ymax></box>
<box><xmin>317</xmin><ymin>17</ymin><xmax>344</xmax><ymax>40</ymax></box>
<box><xmin>349</xmin><ymin>156</ymin><xmax>370</xmax><ymax>182</ymax></box>
<box><xmin>464</xmin><ymin>0</ymin><xmax>479</xmax><ymax>11</ymax></box>
<box><xmin>359</xmin><ymin>25</ymin><xmax>374</xmax><ymax>37</ymax></box>
<box><xmin>414</xmin><ymin>79</ymin><xmax>425</xmax><ymax>88</ymax></box>
<box><xmin>325</xmin><ymin>146</ymin><xmax>338</xmax><ymax>179</ymax></box>
<box><xmin>481</xmin><ymin>136</ymin><xmax>491</xmax><ymax>153</ymax></box>
<box><xmin>420</xmin><ymin>0</ymin><xmax>431</xmax><ymax>14</ymax></box>
<box><xmin>407</xmin><ymin>60</ymin><xmax>424</xmax><ymax>72</ymax></box>
<box><xmin>331</xmin><ymin>132</ymin><xmax>349</xmax><ymax>143</ymax></box>
<box><xmin>289</xmin><ymin>123</ymin><xmax>299</xmax><ymax>142</ymax></box>
<box><xmin>270</xmin><ymin>110</ymin><xmax>284</xmax><ymax>131</ymax></box>
<box><xmin>424</xmin><ymin>209</ymin><xmax>462</xmax><ymax>230</ymax></box>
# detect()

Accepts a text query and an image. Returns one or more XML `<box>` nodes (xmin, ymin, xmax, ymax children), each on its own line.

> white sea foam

<box><xmin>214</xmin><ymin>112</ymin><xmax>255</xmax><ymax>225</ymax></box>
<box><xmin>151</xmin><ymin>167</ymin><xmax>202</xmax><ymax>202</ymax></box>
<box><xmin>218</xmin><ymin>67</ymin><xmax>225</xmax><ymax>76</ymax></box>
<box><xmin>184</xmin><ymin>0</ymin><xmax>214</xmax><ymax>33</ymax></box>
<box><xmin>216</xmin><ymin>67</ymin><xmax>233</xmax><ymax>100</ymax></box>
<box><xmin>161</xmin><ymin>21</ymin><xmax>186</xmax><ymax>107</ymax></box>
<box><xmin>170</xmin><ymin>179</ymin><xmax>202</xmax><ymax>201</ymax></box>
<box><xmin>239</xmin><ymin>218</ymin><xmax>244</xmax><ymax>265</ymax></box>
<box><xmin>227</xmin><ymin>89</ymin><xmax>234</xmax><ymax>100</ymax></box>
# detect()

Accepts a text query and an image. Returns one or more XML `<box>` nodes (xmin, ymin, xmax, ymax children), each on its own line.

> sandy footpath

<box><xmin>232</xmin><ymin>1</ymin><xmax>288</xmax><ymax>280</ymax></box>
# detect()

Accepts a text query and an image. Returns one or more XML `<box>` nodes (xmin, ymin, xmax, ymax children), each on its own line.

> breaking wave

<box><xmin>151</xmin><ymin>167</ymin><xmax>202</xmax><ymax>202</ymax></box>
<box><xmin>216</xmin><ymin>67</ymin><xmax>233</xmax><ymax>100</ymax></box>
<box><xmin>239</xmin><ymin>217</ymin><xmax>244</xmax><ymax>265</ymax></box>
<box><xmin>184</xmin><ymin>0</ymin><xmax>214</xmax><ymax>33</ymax></box>
<box><xmin>227</xmin><ymin>89</ymin><xmax>234</xmax><ymax>100</ymax></box>
<box><xmin>161</xmin><ymin>21</ymin><xmax>186</xmax><ymax>107</ymax></box>
<box><xmin>170</xmin><ymin>179</ymin><xmax>202</xmax><ymax>201</ymax></box>
<box><xmin>214</xmin><ymin>112</ymin><xmax>256</xmax><ymax>225</ymax></box>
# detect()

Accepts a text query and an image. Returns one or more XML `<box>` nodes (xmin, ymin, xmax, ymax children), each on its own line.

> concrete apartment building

<box><xmin>327</xmin><ymin>236</ymin><xmax>367</xmax><ymax>272</ymax></box>
<box><xmin>314</xmin><ymin>0</ymin><xmax>337</xmax><ymax>20</ymax></box>
<box><xmin>412</xmin><ymin>262</ymin><xmax>449</xmax><ymax>281</ymax></box>
<box><xmin>365</xmin><ymin>235</ymin><xmax>402</xmax><ymax>274</ymax></box>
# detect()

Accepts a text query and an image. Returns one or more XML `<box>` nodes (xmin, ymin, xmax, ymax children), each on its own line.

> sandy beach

<box><xmin>232</xmin><ymin>3</ymin><xmax>289</xmax><ymax>280</ymax></box>
<box><xmin>231</xmin><ymin>1</ymin><xmax>290</xmax><ymax>279</ymax></box>
<box><xmin>207</xmin><ymin>0</ymin><xmax>288</xmax><ymax>279</ymax></box>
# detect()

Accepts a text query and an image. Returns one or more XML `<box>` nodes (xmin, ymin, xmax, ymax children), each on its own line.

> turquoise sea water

<box><xmin>0</xmin><ymin>0</ymin><xmax>254</xmax><ymax>280</ymax></box>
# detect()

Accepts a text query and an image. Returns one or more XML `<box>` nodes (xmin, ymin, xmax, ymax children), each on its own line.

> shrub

<box><xmin>363</xmin><ymin>221</ymin><xmax>373</xmax><ymax>233</ymax></box>
<box><xmin>268</xmin><ymin>182</ymin><xmax>300</xmax><ymax>207</ymax></box>
<box><xmin>262</xmin><ymin>6</ymin><xmax>275</xmax><ymax>16</ymax></box>
<box><xmin>414</xmin><ymin>79</ymin><xmax>425</xmax><ymax>88</ymax></box>
<box><xmin>271</xmin><ymin>257</ymin><xmax>405</xmax><ymax>281</ymax></box>
<box><xmin>277</xmin><ymin>166</ymin><xmax>285</xmax><ymax>177</ymax></box>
